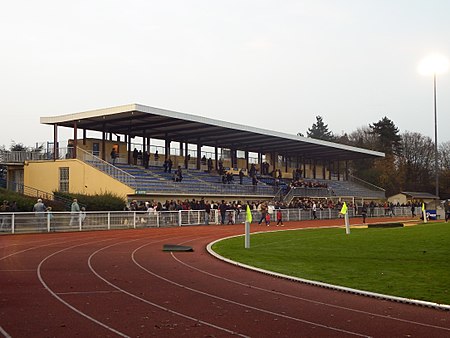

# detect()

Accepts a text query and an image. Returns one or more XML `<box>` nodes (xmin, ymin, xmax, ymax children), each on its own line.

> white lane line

<box><xmin>204</xmin><ymin>230</ymin><xmax>450</xmax><ymax>325</ymax></box>
<box><xmin>87</xmin><ymin>237</ymin><xmax>250</xmax><ymax>338</ymax></box>
<box><xmin>0</xmin><ymin>325</ymin><xmax>12</xmax><ymax>338</ymax></box>
<box><xmin>173</xmin><ymin>250</ymin><xmax>450</xmax><ymax>332</ymax></box>
<box><xmin>37</xmin><ymin>238</ymin><xmax>130</xmax><ymax>338</ymax></box>
<box><xmin>56</xmin><ymin>290</ymin><xmax>123</xmax><ymax>295</ymax></box>
<box><xmin>0</xmin><ymin>237</ymin><xmax>95</xmax><ymax>261</ymax></box>
<box><xmin>132</xmin><ymin>241</ymin><xmax>371</xmax><ymax>338</ymax></box>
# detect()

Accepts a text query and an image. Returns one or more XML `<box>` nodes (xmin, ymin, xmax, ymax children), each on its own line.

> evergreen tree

<box><xmin>306</xmin><ymin>116</ymin><xmax>334</xmax><ymax>141</ymax></box>
<box><xmin>369</xmin><ymin>117</ymin><xmax>402</xmax><ymax>155</ymax></box>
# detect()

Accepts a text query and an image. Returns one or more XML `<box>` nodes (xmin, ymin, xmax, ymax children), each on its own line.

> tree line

<box><xmin>303</xmin><ymin>115</ymin><xmax>450</xmax><ymax>199</ymax></box>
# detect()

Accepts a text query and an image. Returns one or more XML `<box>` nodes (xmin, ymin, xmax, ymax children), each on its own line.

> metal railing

<box><xmin>77</xmin><ymin>148</ymin><xmax>137</xmax><ymax>188</ymax></box>
<box><xmin>6</xmin><ymin>181</ymin><xmax>78</xmax><ymax>209</ymax></box>
<box><xmin>7</xmin><ymin>181</ymin><xmax>54</xmax><ymax>200</ymax></box>
<box><xmin>348</xmin><ymin>175</ymin><xmax>386</xmax><ymax>193</ymax></box>
<box><xmin>0</xmin><ymin>207</ymin><xmax>416</xmax><ymax>235</ymax></box>
<box><xmin>132</xmin><ymin>181</ymin><xmax>280</xmax><ymax>196</ymax></box>
<box><xmin>283</xmin><ymin>187</ymin><xmax>333</xmax><ymax>204</ymax></box>
<box><xmin>0</xmin><ymin>150</ymin><xmax>52</xmax><ymax>163</ymax></box>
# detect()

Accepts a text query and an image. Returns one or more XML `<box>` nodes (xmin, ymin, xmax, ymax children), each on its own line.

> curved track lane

<box><xmin>1</xmin><ymin>219</ymin><xmax>449</xmax><ymax>337</ymax></box>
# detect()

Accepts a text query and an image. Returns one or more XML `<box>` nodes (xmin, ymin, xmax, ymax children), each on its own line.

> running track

<box><xmin>1</xmin><ymin>218</ymin><xmax>449</xmax><ymax>337</ymax></box>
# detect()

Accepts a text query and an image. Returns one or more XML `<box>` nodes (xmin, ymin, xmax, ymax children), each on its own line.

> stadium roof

<box><xmin>400</xmin><ymin>192</ymin><xmax>440</xmax><ymax>199</ymax></box>
<box><xmin>41</xmin><ymin>103</ymin><xmax>384</xmax><ymax>161</ymax></box>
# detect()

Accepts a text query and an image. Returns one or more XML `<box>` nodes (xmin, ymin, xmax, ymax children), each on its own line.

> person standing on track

<box><xmin>445</xmin><ymin>199</ymin><xmax>450</xmax><ymax>223</ymax></box>
<box><xmin>219</xmin><ymin>200</ymin><xmax>227</xmax><ymax>225</ymax></box>
<box><xmin>33</xmin><ymin>198</ymin><xmax>46</xmax><ymax>230</ymax></box>
<box><xmin>361</xmin><ymin>202</ymin><xmax>368</xmax><ymax>223</ymax></box>
<box><xmin>258</xmin><ymin>202</ymin><xmax>268</xmax><ymax>225</ymax></box>
<box><xmin>276</xmin><ymin>207</ymin><xmax>284</xmax><ymax>226</ymax></box>
<box><xmin>69</xmin><ymin>198</ymin><xmax>80</xmax><ymax>227</ymax></box>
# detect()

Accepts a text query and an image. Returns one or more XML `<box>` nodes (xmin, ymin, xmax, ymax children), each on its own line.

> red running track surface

<box><xmin>1</xmin><ymin>218</ymin><xmax>449</xmax><ymax>337</ymax></box>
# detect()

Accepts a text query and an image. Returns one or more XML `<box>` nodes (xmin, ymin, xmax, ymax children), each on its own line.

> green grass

<box><xmin>212</xmin><ymin>223</ymin><xmax>450</xmax><ymax>305</ymax></box>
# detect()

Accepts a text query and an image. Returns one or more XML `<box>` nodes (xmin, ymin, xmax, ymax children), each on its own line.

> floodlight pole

<box><xmin>433</xmin><ymin>72</ymin><xmax>439</xmax><ymax>200</ymax></box>
<box><xmin>345</xmin><ymin>213</ymin><xmax>350</xmax><ymax>234</ymax></box>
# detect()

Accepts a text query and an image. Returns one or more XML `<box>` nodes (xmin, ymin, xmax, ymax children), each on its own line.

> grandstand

<box><xmin>0</xmin><ymin>103</ymin><xmax>385</xmax><ymax>204</ymax></box>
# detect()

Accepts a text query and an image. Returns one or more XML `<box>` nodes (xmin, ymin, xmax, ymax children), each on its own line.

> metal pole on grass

<box><xmin>345</xmin><ymin>212</ymin><xmax>350</xmax><ymax>235</ymax></box>
<box><xmin>245</xmin><ymin>221</ymin><xmax>250</xmax><ymax>248</ymax></box>
<box><xmin>340</xmin><ymin>202</ymin><xmax>350</xmax><ymax>234</ymax></box>
<box><xmin>245</xmin><ymin>205</ymin><xmax>252</xmax><ymax>249</ymax></box>
<box><xmin>422</xmin><ymin>203</ymin><xmax>427</xmax><ymax>223</ymax></box>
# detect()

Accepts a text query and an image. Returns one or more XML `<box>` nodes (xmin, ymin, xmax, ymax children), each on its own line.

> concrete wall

<box><xmin>24</xmin><ymin>159</ymin><xmax>134</xmax><ymax>199</ymax></box>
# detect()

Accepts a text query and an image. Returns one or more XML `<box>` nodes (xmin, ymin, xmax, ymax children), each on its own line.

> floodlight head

<box><xmin>418</xmin><ymin>53</ymin><xmax>449</xmax><ymax>76</ymax></box>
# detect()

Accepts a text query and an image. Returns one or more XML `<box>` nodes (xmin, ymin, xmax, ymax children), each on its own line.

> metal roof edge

<box><xmin>40</xmin><ymin>104</ymin><xmax>138</xmax><ymax>124</ymax></box>
<box><xmin>40</xmin><ymin>103</ymin><xmax>384</xmax><ymax>158</ymax></box>
<box><xmin>135</xmin><ymin>104</ymin><xmax>385</xmax><ymax>158</ymax></box>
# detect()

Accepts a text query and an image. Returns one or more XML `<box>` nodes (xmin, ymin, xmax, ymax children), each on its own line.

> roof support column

<box><xmin>302</xmin><ymin>158</ymin><xmax>306</xmax><ymax>178</ymax></box>
<box><xmin>337</xmin><ymin>161</ymin><xmax>340</xmax><ymax>181</ymax></box>
<box><xmin>322</xmin><ymin>160</ymin><xmax>326</xmax><ymax>179</ymax></box>
<box><xmin>214</xmin><ymin>146</ymin><xmax>218</xmax><ymax>171</ymax></box>
<box><xmin>142</xmin><ymin>131</ymin><xmax>146</xmax><ymax>153</ymax></box>
<box><xmin>73</xmin><ymin>121</ymin><xmax>77</xmax><ymax>159</ymax></box>
<box><xmin>196</xmin><ymin>143</ymin><xmax>201</xmax><ymax>170</ymax></box>
<box><xmin>245</xmin><ymin>151</ymin><xmax>249</xmax><ymax>170</ymax></box>
<box><xmin>165</xmin><ymin>139</ymin><xmax>171</xmax><ymax>159</ymax></box>
<box><xmin>101</xmin><ymin>123</ymin><xmax>106</xmax><ymax>161</ymax></box>
<box><xmin>184</xmin><ymin>142</ymin><xmax>189</xmax><ymax>169</ymax></box>
<box><xmin>53</xmin><ymin>124</ymin><xmax>58</xmax><ymax>161</ymax></box>
<box><xmin>328</xmin><ymin>160</ymin><xmax>332</xmax><ymax>180</ymax></box>
<box><xmin>313</xmin><ymin>159</ymin><xmax>316</xmax><ymax>179</ymax></box>
<box><xmin>82</xmin><ymin>129</ymin><xmax>86</xmax><ymax>146</ymax></box>
<box><xmin>345</xmin><ymin>160</ymin><xmax>349</xmax><ymax>180</ymax></box>
<box><xmin>230</xmin><ymin>148</ymin><xmax>235</xmax><ymax>169</ymax></box>
<box><xmin>272</xmin><ymin>152</ymin><xmax>276</xmax><ymax>172</ymax></box>
<box><xmin>127</xmin><ymin>135</ymin><xmax>132</xmax><ymax>165</ymax></box>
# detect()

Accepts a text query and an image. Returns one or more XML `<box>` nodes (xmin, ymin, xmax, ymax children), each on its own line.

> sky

<box><xmin>1</xmin><ymin>0</ymin><xmax>450</xmax><ymax>149</ymax></box>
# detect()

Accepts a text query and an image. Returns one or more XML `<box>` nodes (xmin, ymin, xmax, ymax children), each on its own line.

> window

<box><xmin>59</xmin><ymin>167</ymin><xmax>69</xmax><ymax>192</ymax></box>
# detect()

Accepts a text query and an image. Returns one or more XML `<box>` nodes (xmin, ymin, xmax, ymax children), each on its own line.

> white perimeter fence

<box><xmin>0</xmin><ymin>207</ymin><xmax>415</xmax><ymax>235</ymax></box>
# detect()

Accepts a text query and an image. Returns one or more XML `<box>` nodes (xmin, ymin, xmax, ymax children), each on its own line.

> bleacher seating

<box><xmin>113</xmin><ymin>164</ymin><xmax>277</xmax><ymax>196</ymax></box>
<box><xmin>106</xmin><ymin>163</ymin><xmax>384</xmax><ymax>200</ymax></box>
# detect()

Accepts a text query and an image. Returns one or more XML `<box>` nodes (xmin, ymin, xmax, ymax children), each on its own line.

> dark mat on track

<box><xmin>163</xmin><ymin>244</ymin><xmax>194</xmax><ymax>252</ymax></box>
<box><xmin>368</xmin><ymin>222</ymin><xmax>404</xmax><ymax>228</ymax></box>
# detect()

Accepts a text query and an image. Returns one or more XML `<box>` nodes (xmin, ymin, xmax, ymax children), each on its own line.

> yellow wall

<box><xmin>24</xmin><ymin>159</ymin><xmax>134</xmax><ymax>199</ymax></box>
<box><xmin>72</xmin><ymin>138</ymin><xmax>128</xmax><ymax>160</ymax></box>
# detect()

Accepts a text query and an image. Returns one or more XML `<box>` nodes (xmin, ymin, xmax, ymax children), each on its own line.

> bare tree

<box><xmin>399</xmin><ymin>131</ymin><xmax>434</xmax><ymax>192</ymax></box>
<box><xmin>440</xmin><ymin>141</ymin><xmax>450</xmax><ymax>171</ymax></box>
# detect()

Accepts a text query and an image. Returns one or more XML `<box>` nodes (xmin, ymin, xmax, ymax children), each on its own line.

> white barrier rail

<box><xmin>0</xmin><ymin>207</ymin><xmax>415</xmax><ymax>235</ymax></box>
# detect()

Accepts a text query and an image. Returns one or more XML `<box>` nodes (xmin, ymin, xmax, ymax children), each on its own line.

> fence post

<box><xmin>133</xmin><ymin>211</ymin><xmax>136</xmax><ymax>228</ymax></box>
<box><xmin>11</xmin><ymin>213</ymin><xmax>15</xmax><ymax>234</ymax></box>
<box><xmin>178</xmin><ymin>210</ymin><xmax>182</xmax><ymax>226</ymax></box>
<box><xmin>47</xmin><ymin>213</ymin><xmax>51</xmax><ymax>232</ymax></box>
<box><xmin>108</xmin><ymin>212</ymin><xmax>111</xmax><ymax>230</ymax></box>
<box><xmin>157</xmin><ymin>211</ymin><xmax>160</xmax><ymax>228</ymax></box>
<box><xmin>79</xmin><ymin>212</ymin><xmax>82</xmax><ymax>231</ymax></box>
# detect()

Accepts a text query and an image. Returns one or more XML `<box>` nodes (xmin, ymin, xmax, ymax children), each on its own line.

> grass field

<box><xmin>212</xmin><ymin>222</ymin><xmax>450</xmax><ymax>305</ymax></box>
